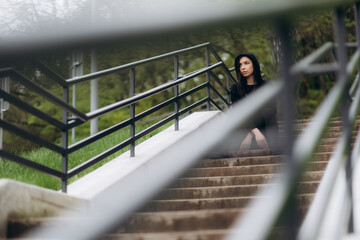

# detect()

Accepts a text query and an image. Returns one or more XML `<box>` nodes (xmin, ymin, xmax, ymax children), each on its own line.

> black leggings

<box><xmin>249</xmin><ymin>106</ymin><xmax>279</xmax><ymax>151</ymax></box>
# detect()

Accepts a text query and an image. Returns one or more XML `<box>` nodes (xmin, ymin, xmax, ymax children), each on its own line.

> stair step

<box><xmin>279</xmin><ymin>125</ymin><xmax>359</xmax><ymax>133</ymax></box>
<box><xmin>142</xmin><ymin>193</ymin><xmax>314</xmax><ymax>212</ymax></box>
<box><xmin>8</xmin><ymin>116</ymin><xmax>354</xmax><ymax>239</ymax></box>
<box><xmin>114</xmin><ymin>205</ymin><xmax>311</xmax><ymax>235</ymax></box>
<box><xmin>197</xmin><ymin>152</ymin><xmax>333</xmax><ymax>168</ymax></box>
<box><xmin>224</xmin><ymin>151</ymin><xmax>332</xmax><ymax>160</ymax></box>
<box><xmin>324</xmin><ymin>130</ymin><xmax>359</xmax><ymax>138</ymax></box>
<box><xmin>143</xmin><ymin>197</ymin><xmax>252</xmax><ymax>212</ymax></box>
<box><xmin>6</xmin><ymin>217</ymin><xmax>87</xmax><ymax>238</ymax></box>
<box><xmin>106</xmin><ymin>225</ymin><xmax>305</xmax><ymax>240</ymax></box>
<box><xmin>106</xmin><ymin>229</ymin><xmax>229</xmax><ymax>240</ymax></box>
<box><xmin>172</xmin><ymin>171</ymin><xmax>324</xmax><ymax>188</ymax></box>
<box><xmin>185</xmin><ymin>164</ymin><xmax>282</xmax><ymax>177</ymax></box>
<box><xmin>196</xmin><ymin>155</ymin><xmax>283</xmax><ymax>168</ymax></box>
<box><xmin>208</xmin><ymin>142</ymin><xmax>343</xmax><ymax>159</ymax></box>
<box><xmin>174</xmin><ymin>174</ymin><xmax>275</xmax><ymax>188</ymax></box>
<box><xmin>116</xmin><ymin>209</ymin><xmax>243</xmax><ymax>233</ymax></box>
<box><xmin>185</xmin><ymin>162</ymin><xmax>326</xmax><ymax>178</ymax></box>
<box><xmin>278</xmin><ymin>119</ymin><xmax>360</xmax><ymax>128</ymax></box>
<box><xmin>321</xmin><ymin>136</ymin><xmax>356</xmax><ymax>145</ymax></box>
<box><xmin>156</xmin><ymin>181</ymin><xmax>319</xmax><ymax>200</ymax></box>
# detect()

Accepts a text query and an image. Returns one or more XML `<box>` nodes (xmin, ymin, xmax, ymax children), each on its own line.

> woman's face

<box><xmin>239</xmin><ymin>56</ymin><xmax>254</xmax><ymax>78</ymax></box>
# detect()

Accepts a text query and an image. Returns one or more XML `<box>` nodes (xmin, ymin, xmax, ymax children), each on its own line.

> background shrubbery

<box><xmin>2</xmin><ymin>6</ymin><xmax>357</xmax><ymax>154</ymax></box>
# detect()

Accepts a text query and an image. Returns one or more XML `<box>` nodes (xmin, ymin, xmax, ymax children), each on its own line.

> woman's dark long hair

<box><xmin>234</xmin><ymin>52</ymin><xmax>265</xmax><ymax>95</ymax></box>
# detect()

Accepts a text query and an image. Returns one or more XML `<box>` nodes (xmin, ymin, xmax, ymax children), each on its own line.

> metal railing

<box><xmin>0</xmin><ymin>42</ymin><xmax>237</xmax><ymax>192</ymax></box>
<box><xmin>227</xmin><ymin>3</ymin><xmax>360</xmax><ymax>240</ymax></box>
<box><xmin>1</xmin><ymin>0</ymin><xmax>360</xmax><ymax>239</ymax></box>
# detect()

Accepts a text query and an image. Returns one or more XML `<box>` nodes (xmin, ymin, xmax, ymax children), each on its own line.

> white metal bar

<box><xmin>90</xmin><ymin>48</ymin><xmax>98</xmax><ymax>135</ymax></box>
<box><xmin>0</xmin><ymin>1</ymin><xmax>355</xmax><ymax>57</ymax></box>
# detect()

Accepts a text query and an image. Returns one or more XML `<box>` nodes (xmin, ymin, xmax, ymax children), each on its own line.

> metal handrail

<box><xmin>68</xmin><ymin>80</ymin><xmax>222</xmax><ymax>155</ymax></box>
<box><xmin>208</xmin><ymin>45</ymin><xmax>238</xmax><ymax>85</ymax></box>
<box><xmin>225</xmin><ymin>62</ymin><xmax>350</xmax><ymax>240</ymax></box>
<box><xmin>297</xmin><ymin>23</ymin><xmax>360</xmax><ymax>240</ymax></box>
<box><xmin>86</xmin><ymin>62</ymin><xmax>223</xmax><ymax>120</ymax></box>
<box><xmin>32</xmin><ymin>59</ymin><xmax>69</xmax><ymax>87</ymax></box>
<box><xmin>0</xmin><ymin>89</ymin><xmax>66</xmax><ymax>130</ymax></box>
<box><xmin>0</xmin><ymin>150</ymin><xmax>65</xmax><ymax>179</ymax></box>
<box><xmin>226</xmin><ymin>4</ymin><xmax>360</xmax><ymax>240</ymax></box>
<box><xmin>350</xmin><ymin>73</ymin><xmax>360</xmax><ymax>97</ymax></box>
<box><xmin>347</xmin><ymin>48</ymin><xmax>360</xmax><ymax>75</ymax></box>
<box><xmin>0</xmin><ymin>119</ymin><xmax>65</xmax><ymax>155</ymax></box>
<box><xmin>0</xmin><ymin>68</ymin><xmax>88</xmax><ymax>122</ymax></box>
<box><xmin>290</xmin><ymin>42</ymin><xmax>334</xmax><ymax>75</ymax></box>
<box><xmin>298</xmin><ymin>74</ymin><xmax>360</xmax><ymax>240</ymax></box>
<box><xmin>66</xmin><ymin>42</ymin><xmax>211</xmax><ymax>85</ymax></box>
<box><xmin>0</xmin><ymin>42</ymin><xmax>234</xmax><ymax>192</ymax></box>
<box><xmin>1</xmin><ymin>0</ymin><xmax>360</xmax><ymax>239</ymax></box>
<box><xmin>27</xmin><ymin>73</ymin><xmax>283</xmax><ymax>240</ymax></box>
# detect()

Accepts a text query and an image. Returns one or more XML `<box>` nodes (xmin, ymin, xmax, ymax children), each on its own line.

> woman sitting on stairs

<box><xmin>230</xmin><ymin>52</ymin><xmax>279</xmax><ymax>154</ymax></box>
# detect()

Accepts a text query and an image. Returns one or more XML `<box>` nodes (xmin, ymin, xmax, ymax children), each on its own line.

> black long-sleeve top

<box><xmin>230</xmin><ymin>82</ymin><xmax>276</xmax><ymax>133</ymax></box>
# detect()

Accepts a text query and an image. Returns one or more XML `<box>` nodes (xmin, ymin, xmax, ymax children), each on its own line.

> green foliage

<box><xmin>292</xmin><ymin>6</ymin><xmax>356</xmax><ymax>118</ymax></box>
<box><xmin>0</xmin><ymin>120</ymin><xmax>173</xmax><ymax>190</ymax></box>
<box><xmin>298</xmin><ymin>88</ymin><xmax>325</xmax><ymax>119</ymax></box>
<box><xmin>2</xmin><ymin>4</ymin><xmax>358</xmax><ymax>187</ymax></box>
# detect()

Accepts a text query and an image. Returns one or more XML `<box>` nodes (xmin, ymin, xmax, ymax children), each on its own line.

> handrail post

<box><xmin>278</xmin><ymin>21</ymin><xmax>295</xmax><ymax>165</ymax></box>
<box><xmin>336</xmin><ymin>6</ymin><xmax>353</xmax><ymax>233</ymax></box>
<box><xmin>174</xmin><ymin>55</ymin><xmax>179</xmax><ymax>131</ymax></box>
<box><xmin>130</xmin><ymin>67</ymin><xmax>136</xmax><ymax>157</ymax></box>
<box><xmin>90</xmin><ymin>48</ymin><xmax>99</xmax><ymax>135</ymax></box>
<box><xmin>61</xmin><ymin>86</ymin><xmax>69</xmax><ymax>193</ymax></box>
<box><xmin>0</xmin><ymin>76</ymin><xmax>9</xmax><ymax>153</ymax></box>
<box><xmin>70</xmin><ymin>50</ymin><xmax>83</xmax><ymax>142</ymax></box>
<box><xmin>206</xmin><ymin>47</ymin><xmax>211</xmax><ymax>111</ymax></box>
<box><xmin>278</xmin><ymin>19</ymin><xmax>297</xmax><ymax>239</ymax></box>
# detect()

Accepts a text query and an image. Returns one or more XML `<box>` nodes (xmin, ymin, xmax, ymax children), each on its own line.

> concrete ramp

<box><xmin>0</xmin><ymin>111</ymin><xmax>221</xmax><ymax>238</ymax></box>
<box><xmin>66</xmin><ymin>111</ymin><xmax>222</xmax><ymax>200</ymax></box>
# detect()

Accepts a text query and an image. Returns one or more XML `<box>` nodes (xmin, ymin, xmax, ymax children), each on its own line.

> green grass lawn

<box><xmin>0</xmin><ymin>120</ymin><xmax>174</xmax><ymax>190</ymax></box>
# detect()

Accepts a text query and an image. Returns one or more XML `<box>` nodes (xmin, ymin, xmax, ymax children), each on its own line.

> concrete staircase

<box><xmin>5</xmin><ymin>118</ymin><xmax>359</xmax><ymax>239</ymax></box>
<box><xmin>106</xmin><ymin>162</ymin><xmax>323</xmax><ymax>240</ymax></box>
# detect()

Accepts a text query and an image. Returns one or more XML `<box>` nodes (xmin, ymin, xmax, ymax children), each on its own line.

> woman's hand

<box><xmin>251</xmin><ymin>128</ymin><xmax>269</xmax><ymax>149</ymax></box>
<box><xmin>240</xmin><ymin>132</ymin><xmax>254</xmax><ymax>150</ymax></box>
